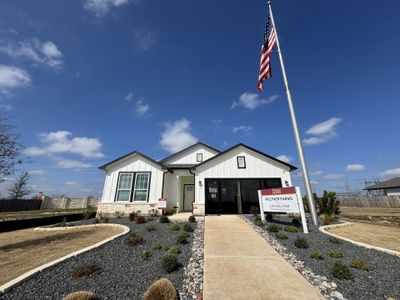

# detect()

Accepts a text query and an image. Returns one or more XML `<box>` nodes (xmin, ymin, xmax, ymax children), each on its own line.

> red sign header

<box><xmin>261</xmin><ymin>187</ymin><xmax>296</xmax><ymax>196</ymax></box>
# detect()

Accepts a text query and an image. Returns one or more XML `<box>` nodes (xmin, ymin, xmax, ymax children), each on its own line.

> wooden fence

<box><xmin>0</xmin><ymin>199</ymin><xmax>42</xmax><ymax>212</ymax></box>
<box><xmin>338</xmin><ymin>195</ymin><xmax>400</xmax><ymax>208</ymax></box>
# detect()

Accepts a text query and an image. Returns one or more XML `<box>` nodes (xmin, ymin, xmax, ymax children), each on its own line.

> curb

<box><xmin>319</xmin><ymin>222</ymin><xmax>400</xmax><ymax>257</ymax></box>
<box><xmin>0</xmin><ymin>223</ymin><xmax>130</xmax><ymax>294</ymax></box>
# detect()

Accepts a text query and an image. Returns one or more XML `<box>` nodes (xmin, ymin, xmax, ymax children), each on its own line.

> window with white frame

<box><xmin>116</xmin><ymin>172</ymin><xmax>134</xmax><ymax>201</ymax></box>
<box><xmin>115</xmin><ymin>172</ymin><xmax>151</xmax><ymax>202</ymax></box>
<box><xmin>196</xmin><ymin>153</ymin><xmax>203</xmax><ymax>162</ymax></box>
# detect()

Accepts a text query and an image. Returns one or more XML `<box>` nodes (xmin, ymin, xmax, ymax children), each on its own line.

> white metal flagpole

<box><xmin>267</xmin><ymin>0</ymin><xmax>319</xmax><ymax>226</ymax></box>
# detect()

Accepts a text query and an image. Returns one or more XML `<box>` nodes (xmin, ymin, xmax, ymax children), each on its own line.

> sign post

<box><xmin>258</xmin><ymin>187</ymin><xmax>308</xmax><ymax>233</ymax></box>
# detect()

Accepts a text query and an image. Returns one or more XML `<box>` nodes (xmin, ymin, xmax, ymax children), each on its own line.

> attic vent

<box><xmin>196</xmin><ymin>153</ymin><xmax>203</xmax><ymax>162</ymax></box>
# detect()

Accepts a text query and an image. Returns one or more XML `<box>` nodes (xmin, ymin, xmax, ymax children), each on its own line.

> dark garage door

<box><xmin>205</xmin><ymin>178</ymin><xmax>282</xmax><ymax>214</ymax></box>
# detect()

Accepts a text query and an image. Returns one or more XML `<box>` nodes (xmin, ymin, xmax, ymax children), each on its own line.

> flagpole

<box><xmin>267</xmin><ymin>0</ymin><xmax>319</xmax><ymax>226</ymax></box>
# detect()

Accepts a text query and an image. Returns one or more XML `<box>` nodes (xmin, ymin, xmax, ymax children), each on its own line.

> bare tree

<box><xmin>0</xmin><ymin>115</ymin><xmax>23</xmax><ymax>182</ymax></box>
<box><xmin>8</xmin><ymin>172</ymin><xmax>32</xmax><ymax>199</ymax></box>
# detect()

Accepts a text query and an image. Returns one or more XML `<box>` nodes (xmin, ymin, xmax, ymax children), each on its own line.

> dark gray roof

<box><xmin>164</xmin><ymin>164</ymin><xmax>196</xmax><ymax>169</ymax></box>
<box><xmin>364</xmin><ymin>177</ymin><xmax>400</xmax><ymax>190</ymax></box>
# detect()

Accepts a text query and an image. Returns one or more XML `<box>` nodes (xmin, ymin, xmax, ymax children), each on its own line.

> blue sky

<box><xmin>0</xmin><ymin>0</ymin><xmax>399</xmax><ymax>197</ymax></box>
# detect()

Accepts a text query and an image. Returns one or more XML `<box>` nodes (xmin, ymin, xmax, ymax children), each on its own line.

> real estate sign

<box><xmin>258</xmin><ymin>187</ymin><xmax>308</xmax><ymax>233</ymax></box>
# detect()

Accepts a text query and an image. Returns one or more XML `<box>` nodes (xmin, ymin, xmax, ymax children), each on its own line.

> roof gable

<box><xmin>160</xmin><ymin>142</ymin><xmax>220</xmax><ymax>165</ymax></box>
<box><xmin>364</xmin><ymin>177</ymin><xmax>400</xmax><ymax>190</ymax></box>
<box><xmin>99</xmin><ymin>151</ymin><xmax>169</xmax><ymax>171</ymax></box>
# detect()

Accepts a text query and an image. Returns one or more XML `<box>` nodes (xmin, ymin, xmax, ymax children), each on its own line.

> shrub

<box><xmin>329</xmin><ymin>236</ymin><xmax>341</xmax><ymax>244</ymax></box>
<box><xmin>329</xmin><ymin>250</ymin><xmax>343</xmax><ymax>258</ymax></box>
<box><xmin>170</xmin><ymin>223</ymin><xmax>180</xmax><ymax>231</ymax></box>
<box><xmin>267</xmin><ymin>224</ymin><xmax>282</xmax><ymax>232</ymax></box>
<box><xmin>254</xmin><ymin>219</ymin><xmax>264</xmax><ymax>227</ymax></box>
<box><xmin>148</xmin><ymin>209</ymin><xmax>159</xmax><ymax>217</ymax></box>
<box><xmin>129</xmin><ymin>212</ymin><xmax>137</xmax><ymax>221</ymax></box>
<box><xmin>254</xmin><ymin>215</ymin><xmax>262</xmax><ymax>222</ymax></box>
<box><xmin>318</xmin><ymin>191</ymin><xmax>341</xmax><ymax>216</ymax></box>
<box><xmin>95</xmin><ymin>213</ymin><xmax>109</xmax><ymax>223</ymax></box>
<box><xmin>284</xmin><ymin>226</ymin><xmax>299</xmax><ymax>233</ymax></box>
<box><xmin>294</xmin><ymin>237</ymin><xmax>309</xmax><ymax>249</ymax></box>
<box><xmin>136</xmin><ymin>216</ymin><xmax>147</xmax><ymax>224</ymax></box>
<box><xmin>82</xmin><ymin>206</ymin><xmax>94</xmax><ymax>220</ymax></box>
<box><xmin>141</xmin><ymin>250</ymin><xmax>152</xmax><ymax>261</ymax></box>
<box><xmin>177</xmin><ymin>231</ymin><xmax>189</xmax><ymax>244</ymax></box>
<box><xmin>188</xmin><ymin>215</ymin><xmax>196</xmax><ymax>223</ymax></box>
<box><xmin>161</xmin><ymin>255</ymin><xmax>180</xmax><ymax>273</ymax></box>
<box><xmin>324</xmin><ymin>214</ymin><xmax>333</xmax><ymax>225</ymax></box>
<box><xmin>331</xmin><ymin>261</ymin><xmax>353</xmax><ymax>280</ymax></box>
<box><xmin>62</xmin><ymin>291</ymin><xmax>95</xmax><ymax>300</ymax></box>
<box><xmin>167</xmin><ymin>246</ymin><xmax>181</xmax><ymax>255</ymax></box>
<box><xmin>152</xmin><ymin>242</ymin><xmax>162</xmax><ymax>250</ymax></box>
<box><xmin>250</xmin><ymin>206</ymin><xmax>260</xmax><ymax>216</ymax></box>
<box><xmin>126</xmin><ymin>232</ymin><xmax>145</xmax><ymax>247</ymax></box>
<box><xmin>160</xmin><ymin>216</ymin><xmax>170</xmax><ymax>223</ymax></box>
<box><xmin>183</xmin><ymin>224</ymin><xmax>193</xmax><ymax>232</ymax></box>
<box><xmin>114</xmin><ymin>211</ymin><xmax>124</xmax><ymax>218</ymax></box>
<box><xmin>143</xmin><ymin>278</ymin><xmax>177</xmax><ymax>300</ymax></box>
<box><xmin>147</xmin><ymin>224</ymin><xmax>157</xmax><ymax>232</ymax></box>
<box><xmin>276</xmin><ymin>233</ymin><xmax>288</xmax><ymax>240</ymax></box>
<box><xmin>309</xmin><ymin>251</ymin><xmax>323</xmax><ymax>260</ymax></box>
<box><xmin>350</xmin><ymin>259</ymin><xmax>369</xmax><ymax>271</ymax></box>
<box><xmin>72</xmin><ymin>263</ymin><xmax>100</xmax><ymax>278</ymax></box>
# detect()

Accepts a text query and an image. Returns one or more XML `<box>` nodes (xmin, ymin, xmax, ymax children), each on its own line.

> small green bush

<box><xmin>183</xmin><ymin>224</ymin><xmax>193</xmax><ymax>232</ymax></box>
<box><xmin>167</xmin><ymin>246</ymin><xmax>181</xmax><ymax>255</ymax></box>
<box><xmin>126</xmin><ymin>232</ymin><xmax>145</xmax><ymax>247</ymax></box>
<box><xmin>294</xmin><ymin>237</ymin><xmax>309</xmax><ymax>249</ymax></box>
<box><xmin>284</xmin><ymin>226</ymin><xmax>299</xmax><ymax>233</ymax></box>
<box><xmin>161</xmin><ymin>255</ymin><xmax>180</xmax><ymax>273</ymax></box>
<box><xmin>329</xmin><ymin>250</ymin><xmax>343</xmax><ymax>258</ymax></box>
<box><xmin>152</xmin><ymin>242</ymin><xmax>162</xmax><ymax>250</ymax></box>
<box><xmin>276</xmin><ymin>233</ymin><xmax>288</xmax><ymax>240</ymax></box>
<box><xmin>146</xmin><ymin>224</ymin><xmax>156</xmax><ymax>232</ymax></box>
<box><xmin>329</xmin><ymin>236</ymin><xmax>341</xmax><ymax>244</ymax></box>
<box><xmin>254</xmin><ymin>219</ymin><xmax>264</xmax><ymax>227</ymax></box>
<box><xmin>331</xmin><ymin>261</ymin><xmax>353</xmax><ymax>280</ymax></box>
<box><xmin>350</xmin><ymin>259</ymin><xmax>369</xmax><ymax>271</ymax></box>
<box><xmin>159</xmin><ymin>216</ymin><xmax>170</xmax><ymax>223</ymax></box>
<box><xmin>72</xmin><ymin>263</ymin><xmax>100</xmax><ymax>278</ymax></box>
<box><xmin>136</xmin><ymin>216</ymin><xmax>147</xmax><ymax>224</ymax></box>
<box><xmin>267</xmin><ymin>224</ymin><xmax>282</xmax><ymax>232</ymax></box>
<box><xmin>177</xmin><ymin>231</ymin><xmax>189</xmax><ymax>244</ymax></box>
<box><xmin>188</xmin><ymin>215</ymin><xmax>196</xmax><ymax>223</ymax></box>
<box><xmin>141</xmin><ymin>250</ymin><xmax>152</xmax><ymax>261</ymax></box>
<box><xmin>82</xmin><ymin>206</ymin><xmax>94</xmax><ymax>220</ymax></box>
<box><xmin>309</xmin><ymin>251</ymin><xmax>323</xmax><ymax>260</ymax></box>
<box><xmin>170</xmin><ymin>223</ymin><xmax>180</xmax><ymax>231</ymax></box>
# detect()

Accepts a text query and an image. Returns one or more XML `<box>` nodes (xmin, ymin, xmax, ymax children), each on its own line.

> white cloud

<box><xmin>346</xmin><ymin>164</ymin><xmax>365</xmax><ymax>172</ymax></box>
<box><xmin>232</xmin><ymin>125</ymin><xmax>252</xmax><ymax>134</ymax></box>
<box><xmin>0</xmin><ymin>39</ymin><xmax>63</xmax><ymax>69</ymax></box>
<box><xmin>29</xmin><ymin>169</ymin><xmax>47</xmax><ymax>176</ymax></box>
<box><xmin>134</xmin><ymin>29</ymin><xmax>157</xmax><ymax>50</ymax></box>
<box><xmin>125</xmin><ymin>92</ymin><xmax>134</xmax><ymax>101</ymax></box>
<box><xmin>56</xmin><ymin>158</ymin><xmax>92</xmax><ymax>169</ymax></box>
<box><xmin>303</xmin><ymin>117</ymin><xmax>342</xmax><ymax>145</ymax></box>
<box><xmin>378</xmin><ymin>167</ymin><xmax>400</xmax><ymax>179</ymax></box>
<box><xmin>134</xmin><ymin>99</ymin><xmax>150</xmax><ymax>117</ymax></box>
<box><xmin>25</xmin><ymin>131</ymin><xmax>104</xmax><ymax>158</ymax></box>
<box><xmin>0</xmin><ymin>65</ymin><xmax>31</xmax><ymax>90</ymax></box>
<box><xmin>310</xmin><ymin>180</ymin><xmax>320</xmax><ymax>185</ymax></box>
<box><xmin>232</xmin><ymin>92</ymin><xmax>278</xmax><ymax>110</ymax></box>
<box><xmin>276</xmin><ymin>155</ymin><xmax>294</xmax><ymax>164</ymax></box>
<box><xmin>310</xmin><ymin>170</ymin><xmax>323</xmax><ymax>176</ymax></box>
<box><xmin>64</xmin><ymin>181</ymin><xmax>78</xmax><ymax>186</ymax></box>
<box><xmin>83</xmin><ymin>0</ymin><xmax>133</xmax><ymax>17</ymax></box>
<box><xmin>160</xmin><ymin>118</ymin><xmax>198</xmax><ymax>153</ymax></box>
<box><xmin>324</xmin><ymin>173</ymin><xmax>344</xmax><ymax>180</ymax></box>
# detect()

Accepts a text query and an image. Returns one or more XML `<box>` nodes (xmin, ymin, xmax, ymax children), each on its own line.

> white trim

<box><xmin>319</xmin><ymin>222</ymin><xmax>400</xmax><ymax>257</ymax></box>
<box><xmin>0</xmin><ymin>224</ymin><xmax>130</xmax><ymax>293</ymax></box>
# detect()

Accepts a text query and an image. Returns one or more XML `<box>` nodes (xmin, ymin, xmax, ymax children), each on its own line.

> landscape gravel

<box><xmin>243</xmin><ymin>215</ymin><xmax>400</xmax><ymax>300</ymax></box>
<box><xmin>0</xmin><ymin>217</ymin><xmax>195</xmax><ymax>300</ymax></box>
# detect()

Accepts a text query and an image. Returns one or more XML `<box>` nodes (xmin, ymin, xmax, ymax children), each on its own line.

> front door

<box><xmin>183</xmin><ymin>184</ymin><xmax>195</xmax><ymax>212</ymax></box>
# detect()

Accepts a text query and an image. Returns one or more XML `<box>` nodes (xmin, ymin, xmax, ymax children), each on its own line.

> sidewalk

<box><xmin>203</xmin><ymin>215</ymin><xmax>324</xmax><ymax>300</ymax></box>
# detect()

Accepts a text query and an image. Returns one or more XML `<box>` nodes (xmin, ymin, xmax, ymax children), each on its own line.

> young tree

<box><xmin>8</xmin><ymin>171</ymin><xmax>32</xmax><ymax>199</ymax></box>
<box><xmin>0</xmin><ymin>115</ymin><xmax>23</xmax><ymax>182</ymax></box>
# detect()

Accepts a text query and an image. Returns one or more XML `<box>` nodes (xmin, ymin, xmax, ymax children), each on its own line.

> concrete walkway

<box><xmin>203</xmin><ymin>215</ymin><xmax>324</xmax><ymax>300</ymax></box>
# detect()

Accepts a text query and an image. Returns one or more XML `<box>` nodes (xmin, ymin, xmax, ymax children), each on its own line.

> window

<box><xmin>237</xmin><ymin>156</ymin><xmax>246</xmax><ymax>169</ymax></box>
<box><xmin>196</xmin><ymin>153</ymin><xmax>203</xmax><ymax>162</ymax></box>
<box><xmin>115</xmin><ymin>172</ymin><xmax>151</xmax><ymax>202</ymax></box>
<box><xmin>133</xmin><ymin>173</ymin><xmax>150</xmax><ymax>201</ymax></box>
<box><xmin>116</xmin><ymin>173</ymin><xmax>133</xmax><ymax>201</ymax></box>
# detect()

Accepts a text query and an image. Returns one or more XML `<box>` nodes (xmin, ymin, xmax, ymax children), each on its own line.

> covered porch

<box><xmin>163</xmin><ymin>169</ymin><xmax>195</xmax><ymax>213</ymax></box>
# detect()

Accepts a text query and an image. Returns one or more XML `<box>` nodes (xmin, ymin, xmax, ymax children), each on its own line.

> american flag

<box><xmin>257</xmin><ymin>15</ymin><xmax>277</xmax><ymax>92</ymax></box>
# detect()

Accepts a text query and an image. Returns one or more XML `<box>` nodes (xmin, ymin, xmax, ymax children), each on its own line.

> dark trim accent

<box><xmin>183</xmin><ymin>184</ymin><xmax>195</xmax><ymax>212</ymax></box>
<box><xmin>159</xmin><ymin>142</ymin><xmax>220</xmax><ymax>163</ymax></box>
<box><xmin>191</xmin><ymin>143</ymin><xmax>297</xmax><ymax>171</ymax></box>
<box><xmin>132</xmin><ymin>172</ymin><xmax>151</xmax><ymax>202</ymax></box>
<box><xmin>99</xmin><ymin>151</ymin><xmax>171</xmax><ymax>172</ymax></box>
<box><xmin>161</xmin><ymin>171</ymin><xmax>168</xmax><ymax>198</ymax></box>
<box><xmin>237</xmin><ymin>156</ymin><xmax>246</xmax><ymax>169</ymax></box>
<box><xmin>189</xmin><ymin>169</ymin><xmax>196</xmax><ymax>210</ymax></box>
<box><xmin>114</xmin><ymin>172</ymin><xmax>134</xmax><ymax>202</ymax></box>
<box><xmin>196</xmin><ymin>153</ymin><xmax>203</xmax><ymax>162</ymax></box>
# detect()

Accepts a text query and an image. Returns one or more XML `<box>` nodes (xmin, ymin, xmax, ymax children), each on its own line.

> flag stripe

<box><xmin>257</xmin><ymin>16</ymin><xmax>276</xmax><ymax>92</ymax></box>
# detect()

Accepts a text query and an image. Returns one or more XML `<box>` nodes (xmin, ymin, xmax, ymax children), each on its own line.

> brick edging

<box><xmin>0</xmin><ymin>223</ymin><xmax>130</xmax><ymax>293</ymax></box>
<box><xmin>319</xmin><ymin>222</ymin><xmax>400</xmax><ymax>257</ymax></box>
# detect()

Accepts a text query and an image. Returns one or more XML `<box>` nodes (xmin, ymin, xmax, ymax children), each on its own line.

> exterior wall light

<box><xmin>198</xmin><ymin>180</ymin><xmax>203</xmax><ymax>187</ymax></box>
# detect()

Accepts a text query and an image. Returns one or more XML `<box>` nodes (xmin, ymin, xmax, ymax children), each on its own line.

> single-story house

<box><xmin>97</xmin><ymin>142</ymin><xmax>297</xmax><ymax>216</ymax></box>
<box><xmin>364</xmin><ymin>177</ymin><xmax>400</xmax><ymax>196</ymax></box>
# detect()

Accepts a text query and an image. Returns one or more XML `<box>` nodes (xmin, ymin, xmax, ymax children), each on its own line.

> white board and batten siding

<box><xmin>101</xmin><ymin>155</ymin><xmax>164</xmax><ymax>203</ymax></box>
<box><xmin>162</xmin><ymin>144</ymin><xmax>218</xmax><ymax>165</ymax></box>
<box><xmin>194</xmin><ymin>146</ymin><xmax>293</xmax><ymax>205</ymax></box>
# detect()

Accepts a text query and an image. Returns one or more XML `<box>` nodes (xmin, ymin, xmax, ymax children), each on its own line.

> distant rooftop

<box><xmin>364</xmin><ymin>177</ymin><xmax>400</xmax><ymax>190</ymax></box>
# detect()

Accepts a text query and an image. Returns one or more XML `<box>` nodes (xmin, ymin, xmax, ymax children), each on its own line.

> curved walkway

<box><xmin>203</xmin><ymin>216</ymin><xmax>323</xmax><ymax>300</ymax></box>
